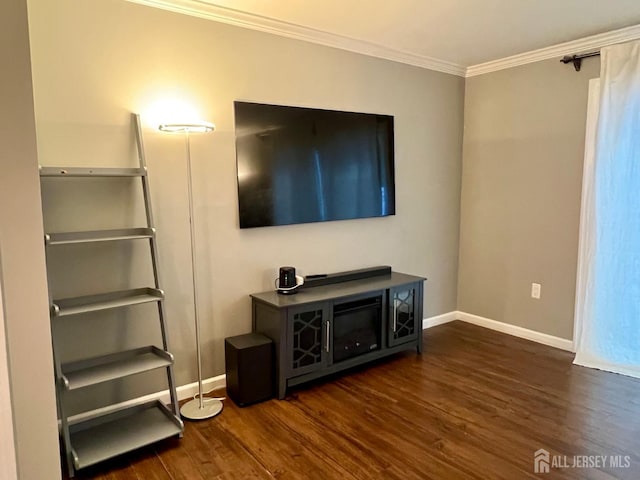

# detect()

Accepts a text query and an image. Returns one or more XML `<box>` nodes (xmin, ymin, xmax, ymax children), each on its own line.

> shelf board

<box><xmin>51</xmin><ymin>288</ymin><xmax>163</xmax><ymax>317</ymax></box>
<box><xmin>69</xmin><ymin>400</ymin><xmax>183</xmax><ymax>471</ymax></box>
<box><xmin>61</xmin><ymin>346</ymin><xmax>173</xmax><ymax>390</ymax></box>
<box><xmin>39</xmin><ymin>166</ymin><xmax>146</xmax><ymax>177</ymax></box>
<box><xmin>45</xmin><ymin>228</ymin><xmax>154</xmax><ymax>246</ymax></box>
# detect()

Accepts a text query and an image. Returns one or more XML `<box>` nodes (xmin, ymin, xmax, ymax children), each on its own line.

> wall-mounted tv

<box><xmin>234</xmin><ymin>101</ymin><xmax>395</xmax><ymax>229</ymax></box>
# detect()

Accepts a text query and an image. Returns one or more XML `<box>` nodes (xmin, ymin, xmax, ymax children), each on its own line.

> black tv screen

<box><xmin>234</xmin><ymin>101</ymin><xmax>395</xmax><ymax>228</ymax></box>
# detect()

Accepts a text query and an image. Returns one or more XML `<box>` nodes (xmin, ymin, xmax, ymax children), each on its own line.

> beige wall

<box><xmin>0</xmin><ymin>0</ymin><xmax>61</xmax><ymax>477</ymax></box>
<box><xmin>0</xmin><ymin>261</ymin><xmax>17</xmax><ymax>480</ymax></box>
<box><xmin>458</xmin><ymin>57</ymin><xmax>600</xmax><ymax>339</ymax></box>
<box><xmin>28</xmin><ymin>0</ymin><xmax>464</xmax><ymax>410</ymax></box>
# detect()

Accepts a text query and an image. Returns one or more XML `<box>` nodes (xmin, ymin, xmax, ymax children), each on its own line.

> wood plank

<box><xmin>215</xmin><ymin>397</ymin><xmax>359</xmax><ymax>480</ymax></box>
<box><xmin>129</xmin><ymin>449</ymin><xmax>172</xmax><ymax>480</ymax></box>
<box><xmin>152</xmin><ymin>437</ymin><xmax>206</xmax><ymax>480</ymax></box>
<box><xmin>176</xmin><ymin>421</ymin><xmax>270</xmax><ymax>479</ymax></box>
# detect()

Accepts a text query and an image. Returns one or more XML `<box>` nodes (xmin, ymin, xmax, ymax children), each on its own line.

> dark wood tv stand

<box><xmin>250</xmin><ymin>271</ymin><xmax>425</xmax><ymax>399</ymax></box>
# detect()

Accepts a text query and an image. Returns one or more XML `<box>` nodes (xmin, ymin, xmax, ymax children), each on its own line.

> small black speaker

<box><xmin>279</xmin><ymin>266</ymin><xmax>297</xmax><ymax>288</ymax></box>
<box><xmin>225</xmin><ymin>333</ymin><xmax>273</xmax><ymax>407</ymax></box>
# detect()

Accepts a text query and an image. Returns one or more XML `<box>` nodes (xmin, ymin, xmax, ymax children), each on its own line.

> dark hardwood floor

<box><xmin>71</xmin><ymin>321</ymin><xmax>640</xmax><ymax>479</ymax></box>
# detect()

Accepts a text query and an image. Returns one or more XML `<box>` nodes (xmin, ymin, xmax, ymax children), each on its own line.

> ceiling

<box><xmin>131</xmin><ymin>0</ymin><xmax>640</xmax><ymax>75</ymax></box>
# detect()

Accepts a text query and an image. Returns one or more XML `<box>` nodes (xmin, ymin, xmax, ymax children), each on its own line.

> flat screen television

<box><xmin>234</xmin><ymin>101</ymin><xmax>395</xmax><ymax>228</ymax></box>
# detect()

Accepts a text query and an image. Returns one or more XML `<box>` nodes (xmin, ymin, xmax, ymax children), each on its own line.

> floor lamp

<box><xmin>158</xmin><ymin>120</ymin><xmax>222</xmax><ymax>420</ymax></box>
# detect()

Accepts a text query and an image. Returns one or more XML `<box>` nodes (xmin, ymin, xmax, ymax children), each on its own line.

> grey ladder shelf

<box><xmin>40</xmin><ymin>114</ymin><xmax>183</xmax><ymax>477</ymax></box>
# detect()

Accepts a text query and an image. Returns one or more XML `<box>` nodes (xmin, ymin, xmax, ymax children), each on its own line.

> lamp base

<box><xmin>180</xmin><ymin>398</ymin><xmax>223</xmax><ymax>420</ymax></box>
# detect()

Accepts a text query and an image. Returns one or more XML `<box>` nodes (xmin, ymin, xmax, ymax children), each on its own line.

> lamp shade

<box><xmin>158</xmin><ymin>121</ymin><xmax>215</xmax><ymax>133</ymax></box>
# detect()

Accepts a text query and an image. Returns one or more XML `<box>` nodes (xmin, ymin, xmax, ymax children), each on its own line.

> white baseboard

<box><xmin>67</xmin><ymin>373</ymin><xmax>226</xmax><ymax>424</ymax></box>
<box><xmin>456</xmin><ymin>311</ymin><xmax>574</xmax><ymax>352</ymax></box>
<box><xmin>422</xmin><ymin>311</ymin><xmax>458</xmax><ymax>329</ymax></box>
<box><xmin>422</xmin><ymin>310</ymin><xmax>573</xmax><ymax>352</ymax></box>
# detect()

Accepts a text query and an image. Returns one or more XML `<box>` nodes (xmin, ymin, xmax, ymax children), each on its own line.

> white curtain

<box><xmin>573</xmin><ymin>41</ymin><xmax>640</xmax><ymax>378</ymax></box>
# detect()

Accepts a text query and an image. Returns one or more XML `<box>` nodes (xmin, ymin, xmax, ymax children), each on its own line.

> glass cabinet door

<box><xmin>388</xmin><ymin>286</ymin><xmax>418</xmax><ymax>347</ymax></box>
<box><xmin>287</xmin><ymin>303</ymin><xmax>330</xmax><ymax>376</ymax></box>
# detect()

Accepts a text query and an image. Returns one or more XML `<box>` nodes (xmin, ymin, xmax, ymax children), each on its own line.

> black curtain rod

<box><xmin>560</xmin><ymin>51</ymin><xmax>600</xmax><ymax>71</ymax></box>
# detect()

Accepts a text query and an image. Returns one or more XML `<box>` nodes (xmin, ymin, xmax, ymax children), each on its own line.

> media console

<box><xmin>251</xmin><ymin>271</ymin><xmax>425</xmax><ymax>399</ymax></box>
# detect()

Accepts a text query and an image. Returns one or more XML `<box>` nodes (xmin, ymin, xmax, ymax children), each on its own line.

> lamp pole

<box><xmin>158</xmin><ymin>121</ymin><xmax>221</xmax><ymax>420</ymax></box>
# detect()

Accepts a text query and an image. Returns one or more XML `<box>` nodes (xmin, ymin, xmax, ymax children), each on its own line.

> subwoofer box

<box><xmin>224</xmin><ymin>333</ymin><xmax>273</xmax><ymax>407</ymax></box>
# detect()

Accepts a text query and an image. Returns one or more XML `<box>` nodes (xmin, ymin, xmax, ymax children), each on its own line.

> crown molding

<box><xmin>125</xmin><ymin>0</ymin><xmax>466</xmax><ymax>76</ymax></box>
<box><xmin>466</xmin><ymin>23</ymin><xmax>640</xmax><ymax>77</ymax></box>
<box><xmin>124</xmin><ymin>1</ymin><xmax>640</xmax><ymax>79</ymax></box>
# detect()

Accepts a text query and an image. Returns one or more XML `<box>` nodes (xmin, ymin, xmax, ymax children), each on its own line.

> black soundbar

<box><xmin>301</xmin><ymin>266</ymin><xmax>392</xmax><ymax>289</ymax></box>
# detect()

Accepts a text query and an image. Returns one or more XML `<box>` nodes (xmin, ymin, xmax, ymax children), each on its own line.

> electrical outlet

<box><xmin>531</xmin><ymin>283</ymin><xmax>541</xmax><ymax>299</ymax></box>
